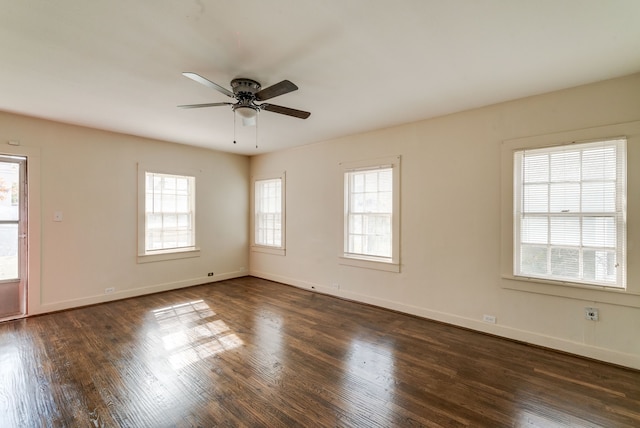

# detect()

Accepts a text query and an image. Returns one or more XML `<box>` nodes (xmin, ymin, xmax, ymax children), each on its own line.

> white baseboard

<box><xmin>34</xmin><ymin>270</ymin><xmax>248</xmax><ymax>315</ymax></box>
<box><xmin>250</xmin><ymin>269</ymin><xmax>640</xmax><ymax>370</ymax></box>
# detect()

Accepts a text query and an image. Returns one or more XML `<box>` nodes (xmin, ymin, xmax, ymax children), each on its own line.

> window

<box><xmin>253</xmin><ymin>174</ymin><xmax>285</xmax><ymax>253</ymax></box>
<box><xmin>341</xmin><ymin>156</ymin><xmax>400</xmax><ymax>272</ymax></box>
<box><xmin>514</xmin><ymin>138</ymin><xmax>626</xmax><ymax>288</ymax></box>
<box><xmin>138</xmin><ymin>166</ymin><xmax>199</xmax><ymax>263</ymax></box>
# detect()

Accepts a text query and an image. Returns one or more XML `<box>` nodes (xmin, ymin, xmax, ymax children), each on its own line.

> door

<box><xmin>0</xmin><ymin>155</ymin><xmax>26</xmax><ymax>320</ymax></box>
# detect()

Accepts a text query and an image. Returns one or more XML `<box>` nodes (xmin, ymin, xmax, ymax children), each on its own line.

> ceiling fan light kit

<box><xmin>179</xmin><ymin>72</ymin><xmax>310</xmax><ymax>147</ymax></box>
<box><xmin>234</xmin><ymin>105</ymin><xmax>258</xmax><ymax>119</ymax></box>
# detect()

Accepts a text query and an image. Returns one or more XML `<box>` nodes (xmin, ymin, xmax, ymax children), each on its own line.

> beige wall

<box><xmin>0</xmin><ymin>112</ymin><xmax>249</xmax><ymax>314</ymax></box>
<box><xmin>250</xmin><ymin>73</ymin><xmax>640</xmax><ymax>369</ymax></box>
<box><xmin>2</xmin><ymin>73</ymin><xmax>638</xmax><ymax>369</ymax></box>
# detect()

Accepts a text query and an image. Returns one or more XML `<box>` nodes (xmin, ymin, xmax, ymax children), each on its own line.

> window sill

<box><xmin>339</xmin><ymin>256</ymin><xmax>400</xmax><ymax>273</ymax></box>
<box><xmin>501</xmin><ymin>274</ymin><xmax>640</xmax><ymax>308</ymax></box>
<box><xmin>251</xmin><ymin>245</ymin><xmax>286</xmax><ymax>256</ymax></box>
<box><xmin>137</xmin><ymin>248</ymin><xmax>200</xmax><ymax>264</ymax></box>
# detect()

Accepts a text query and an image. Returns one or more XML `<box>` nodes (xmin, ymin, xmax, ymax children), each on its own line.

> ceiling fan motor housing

<box><xmin>231</xmin><ymin>78</ymin><xmax>261</xmax><ymax>97</ymax></box>
<box><xmin>231</xmin><ymin>79</ymin><xmax>261</xmax><ymax>117</ymax></box>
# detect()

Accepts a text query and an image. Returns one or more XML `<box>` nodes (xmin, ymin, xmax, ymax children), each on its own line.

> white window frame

<box><xmin>137</xmin><ymin>164</ymin><xmax>200</xmax><ymax>263</ymax></box>
<box><xmin>251</xmin><ymin>172</ymin><xmax>286</xmax><ymax>256</ymax></box>
<box><xmin>501</xmin><ymin>121</ymin><xmax>640</xmax><ymax>308</ymax></box>
<box><xmin>514</xmin><ymin>138</ymin><xmax>626</xmax><ymax>288</ymax></box>
<box><xmin>340</xmin><ymin>155</ymin><xmax>400</xmax><ymax>272</ymax></box>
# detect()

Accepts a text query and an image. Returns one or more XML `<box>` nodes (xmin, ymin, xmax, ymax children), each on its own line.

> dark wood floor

<box><xmin>0</xmin><ymin>277</ymin><xmax>639</xmax><ymax>427</ymax></box>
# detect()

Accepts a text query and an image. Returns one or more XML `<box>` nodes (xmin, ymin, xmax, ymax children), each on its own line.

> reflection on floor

<box><xmin>0</xmin><ymin>276</ymin><xmax>638</xmax><ymax>427</ymax></box>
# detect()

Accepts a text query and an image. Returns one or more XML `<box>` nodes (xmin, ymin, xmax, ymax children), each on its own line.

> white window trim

<box><xmin>251</xmin><ymin>171</ymin><xmax>286</xmax><ymax>256</ymax></box>
<box><xmin>137</xmin><ymin>164</ymin><xmax>200</xmax><ymax>264</ymax></box>
<box><xmin>339</xmin><ymin>155</ymin><xmax>401</xmax><ymax>273</ymax></box>
<box><xmin>514</xmin><ymin>138</ymin><xmax>626</xmax><ymax>288</ymax></box>
<box><xmin>501</xmin><ymin>120</ymin><xmax>640</xmax><ymax>308</ymax></box>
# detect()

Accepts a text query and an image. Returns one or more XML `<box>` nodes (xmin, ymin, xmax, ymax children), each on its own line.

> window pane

<box><xmin>153</xmin><ymin>193</ymin><xmax>162</xmax><ymax>213</ymax></box>
<box><xmin>523</xmin><ymin>154</ymin><xmax>549</xmax><ymax>183</ymax></box>
<box><xmin>352</xmin><ymin>193</ymin><xmax>365</xmax><ymax>212</ymax></box>
<box><xmin>379</xmin><ymin>191</ymin><xmax>392</xmax><ymax>212</ymax></box>
<box><xmin>145</xmin><ymin>172</ymin><xmax>195</xmax><ymax>252</ymax></box>
<box><xmin>165</xmin><ymin>214</ymin><xmax>178</xmax><ymax>228</ymax></box>
<box><xmin>352</xmin><ymin>174</ymin><xmax>364</xmax><ymax>193</ymax></box>
<box><xmin>379</xmin><ymin>171</ymin><xmax>392</xmax><ymax>191</ymax></box>
<box><xmin>175</xmin><ymin>195</ymin><xmax>188</xmax><ymax>212</ymax></box>
<box><xmin>0</xmin><ymin>161</ymin><xmax>20</xmax><ymax>221</ymax></box>
<box><xmin>349</xmin><ymin>214</ymin><xmax>363</xmax><ymax>234</ymax></box>
<box><xmin>514</xmin><ymin>138</ymin><xmax>625</xmax><ymax>287</ymax></box>
<box><xmin>145</xmin><ymin>193</ymin><xmax>153</xmax><ymax>214</ymax></box>
<box><xmin>523</xmin><ymin>184</ymin><xmax>548</xmax><ymax>212</ymax></box>
<box><xmin>177</xmin><ymin>214</ymin><xmax>190</xmax><ymax>228</ymax></box>
<box><xmin>520</xmin><ymin>245</ymin><xmax>548</xmax><ymax>276</ymax></box>
<box><xmin>364</xmin><ymin>193</ymin><xmax>379</xmax><ymax>212</ymax></box>
<box><xmin>153</xmin><ymin>175</ymin><xmax>162</xmax><ymax>191</ymax></box>
<box><xmin>582</xmin><ymin>181</ymin><xmax>615</xmax><ymax>212</ymax></box>
<box><xmin>550</xmin><ymin>217</ymin><xmax>580</xmax><ymax>246</ymax></box>
<box><xmin>345</xmin><ymin>166</ymin><xmax>394</xmax><ymax>260</ymax></box>
<box><xmin>147</xmin><ymin>213</ymin><xmax>162</xmax><ymax>230</ymax></box>
<box><xmin>582</xmin><ymin>146</ymin><xmax>616</xmax><ymax>181</ymax></box>
<box><xmin>521</xmin><ymin>216</ymin><xmax>548</xmax><ymax>244</ymax></box>
<box><xmin>549</xmin><ymin>182</ymin><xmax>580</xmax><ymax>213</ymax></box>
<box><xmin>550</xmin><ymin>151</ymin><xmax>580</xmax><ymax>182</ymax></box>
<box><xmin>550</xmin><ymin>248</ymin><xmax>579</xmax><ymax>278</ymax></box>
<box><xmin>349</xmin><ymin>234</ymin><xmax>363</xmax><ymax>254</ymax></box>
<box><xmin>255</xmin><ymin>177</ymin><xmax>283</xmax><ymax>247</ymax></box>
<box><xmin>364</xmin><ymin>172</ymin><xmax>378</xmax><ymax>192</ymax></box>
<box><xmin>162</xmin><ymin>194</ymin><xmax>177</xmax><ymax>212</ymax></box>
<box><xmin>583</xmin><ymin>217</ymin><xmax>616</xmax><ymax>248</ymax></box>
<box><xmin>163</xmin><ymin>176</ymin><xmax>176</xmax><ymax>190</ymax></box>
<box><xmin>176</xmin><ymin>177</ymin><xmax>189</xmax><ymax>193</ymax></box>
<box><xmin>0</xmin><ymin>224</ymin><xmax>18</xmax><ymax>280</ymax></box>
<box><xmin>583</xmin><ymin>250</ymin><xmax>616</xmax><ymax>283</ymax></box>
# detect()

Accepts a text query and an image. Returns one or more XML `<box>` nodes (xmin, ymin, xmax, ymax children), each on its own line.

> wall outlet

<box><xmin>207</xmin><ymin>272</ymin><xmax>214</xmax><ymax>277</ymax></box>
<box><xmin>104</xmin><ymin>287</ymin><xmax>115</xmax><ymax>294</ymax></box>
<box><xmin>331</xmin><ymin>282</ymin><xmax>340</xmax><ymax>289</ymax></box>
<box><xmin>585</xmin><ymin>307</ymin><xmax>599</xmax><ymax>321</ymax></box>
<box><xmin>239</xmin><ymin>267</ymin><xmax>246</xmax><ymax>273</ymax></box>
<box><xmin>483</xmin><ymin>314</ymin><xmax>497</xmax><ymax>324</ymax></box>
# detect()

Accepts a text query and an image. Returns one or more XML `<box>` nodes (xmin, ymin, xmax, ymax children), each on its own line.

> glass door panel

<box><xmin>0</xmin><ymin>223</ymin><xmax>18</xmax><ymax>280</ymax></box>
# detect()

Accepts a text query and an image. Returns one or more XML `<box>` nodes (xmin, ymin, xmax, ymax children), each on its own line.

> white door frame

<box><xmin>0</xmin><ymin>143</ymin><xmax>41</xmax><ymax>320</ymax></box>
<box><xmin>0</xmin><ymin>155</ymin><xmax>27</xmax><ymax>320</ymax></box>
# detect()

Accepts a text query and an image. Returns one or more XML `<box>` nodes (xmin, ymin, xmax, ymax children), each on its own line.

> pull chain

<box><xmin>233</xmin><ymin>110</ymin><xmax>237</xmax><ymax>144</ymax></box>
<box><xmin>255</xmin><ymin>111</ymin><xmax>259</xmax><ymax>149</ymax></box>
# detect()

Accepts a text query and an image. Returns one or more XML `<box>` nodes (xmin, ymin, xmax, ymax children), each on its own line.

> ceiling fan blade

<box><xmin>182</xmin><ymin>72</ymin><xmax>235</xmax><ymax>98</ymax></box>
<box><xmin>261</xmin><ymin>103</ymin><xmax>311</xmax><ymax>119</ymax></box>
<box><xmin>255</xmin><ymin>80</ymin><xmax>298</xmax><ymax>101</ymax></box>
<box><xmin>178</xmin><ymin>102</ymin><xmax>233</xmax><ymax>109</ymax></box>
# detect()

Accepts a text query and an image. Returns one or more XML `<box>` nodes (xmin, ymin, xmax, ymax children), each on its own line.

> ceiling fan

<box><xmin>179</xmin><ymin>72</ymin><xmax>311</xmax><ymax>125</ymax></box>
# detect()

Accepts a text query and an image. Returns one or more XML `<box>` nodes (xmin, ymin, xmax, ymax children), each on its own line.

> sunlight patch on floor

<box><xmin>152</xmin><ymin>300</ymin><xmax>243</xmax><ymax>370</ymax></box>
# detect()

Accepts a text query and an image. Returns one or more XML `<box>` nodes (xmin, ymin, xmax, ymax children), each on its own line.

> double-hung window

<box><xmin>138</xmin><ymin>166</ymin><xmax>199</xmax><ymax>263</ymax></box>
<box><xmin>252</xmin><ymin>173</ymin><xmax>285</xmax><ymax>255</ymax></box>
<box><xmin>514</xmin><ymin>138</ymin><xmax>626</xmax><ymax>288</ymax></box>
<box><xmin>341</xmin><ymin>156</ymin><xmax>400</xmax><ymax>272</ymax></box>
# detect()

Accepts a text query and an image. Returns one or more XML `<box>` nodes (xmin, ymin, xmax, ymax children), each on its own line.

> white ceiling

<box><xmin>1</xmin><ymin>1</ymin><xmax>639</xmax><ymax>156</ymax></box>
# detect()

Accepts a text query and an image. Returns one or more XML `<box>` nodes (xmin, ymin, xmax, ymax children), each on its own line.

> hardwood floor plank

<box><xmin>1</xmin><ymin>277</ymin><xmax>639</xmax><ymax>427</ymax></box>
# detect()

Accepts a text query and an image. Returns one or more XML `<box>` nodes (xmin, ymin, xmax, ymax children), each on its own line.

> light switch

<box><xmin>53</xmin><ymin>211</ymin><xmax>63</xmax><ymax>222</ymax></box>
